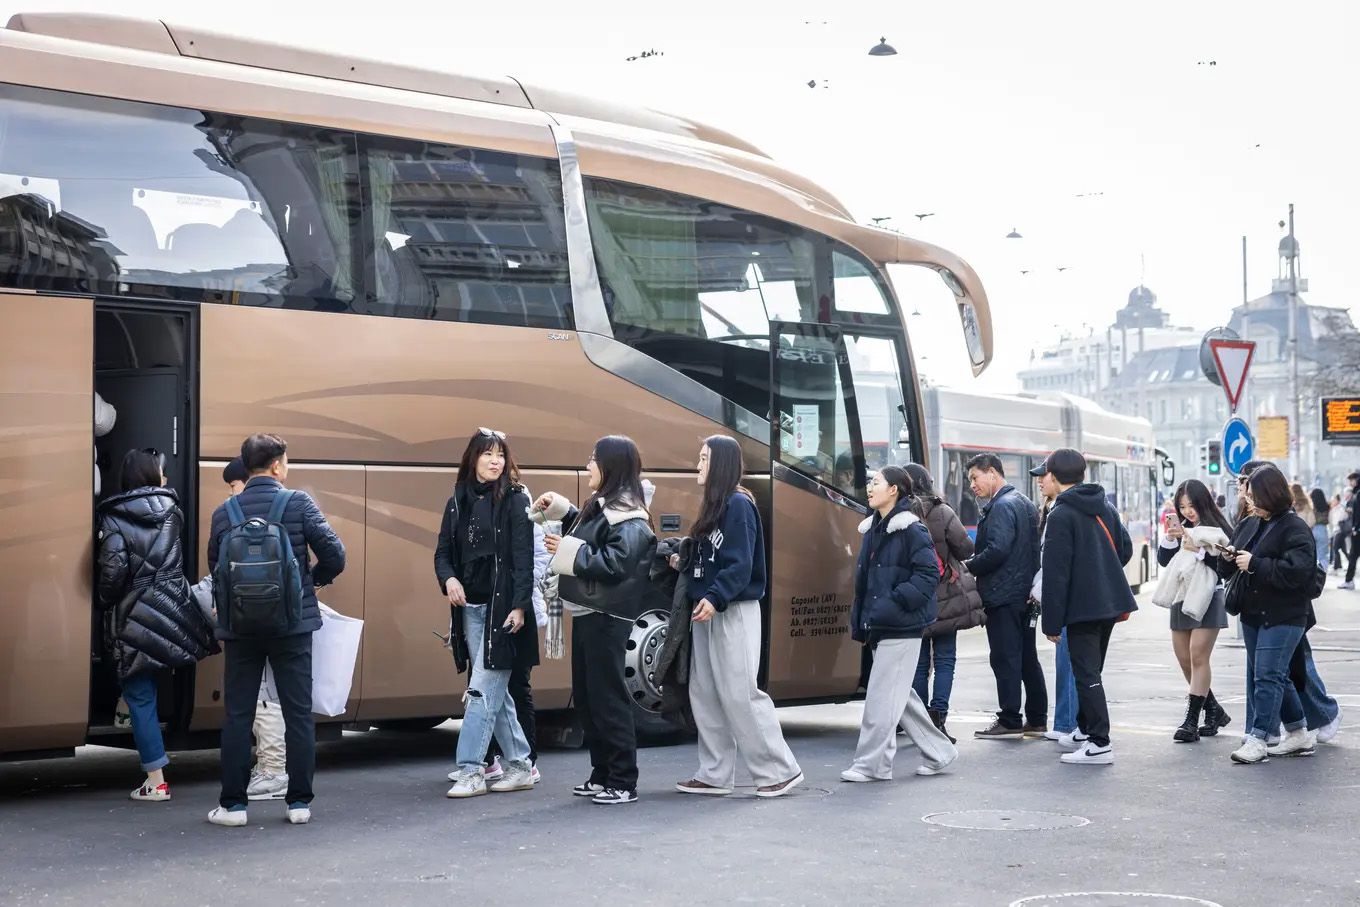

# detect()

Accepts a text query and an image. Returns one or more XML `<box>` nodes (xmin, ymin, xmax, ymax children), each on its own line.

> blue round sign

<box><xmin>1222</xmin><ymin>417</ymin><xmax>1254</xmax><ymax>476</ymax></box>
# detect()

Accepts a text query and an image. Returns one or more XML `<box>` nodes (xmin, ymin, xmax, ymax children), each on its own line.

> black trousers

<box><xmin>1066</xmin><ymin>619</ymin><xmax>1116</xmax><ymax>747</ymax></box>
<box><xmin>571</xmin><ymin>613</ymin><xmax>638</xmax><ymax>791</ymax></box>
<box><xmin>486</xmin><ymin>662</ymin><xmax>537</xmax><ymax>764</ymax></box>
<box><xmin>983</xmin><ymin>604</ymin><xmax>1048</xmax><ymax>728</ymax></box>
<box><xmin>220</xmin><ymin>632</ymin><xmax>314</xmax><ymax>808</ymax></box>
<box><xmin>1330</xmin><ymin>531</ymin><xmax>1347</xmax><ymax>570</ymax></box>
<box><xmin>1346</xmin><ymin>532</ymin><xmax>1360</xmax><ymax>583</ymax></box>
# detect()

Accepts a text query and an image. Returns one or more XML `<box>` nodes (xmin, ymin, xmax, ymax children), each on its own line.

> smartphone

<box><xmin>1162</xmin><ymin>511</ymin><xmax>1180</xmax><ymax>532</ymax></box>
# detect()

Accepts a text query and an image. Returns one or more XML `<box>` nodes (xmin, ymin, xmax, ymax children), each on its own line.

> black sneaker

<box><xmin>572</xmin><ymin>781</ymin><xmax>605</xmax><ymax>798</ymax></box>
<box><xmin>974</xmin><ymin>720</ymin><xmax>1025</xmax><ymax>739</ymax></box>
<box><xmin>591</xmin><ymin>787</ymin><xmax>638</xmax><ymax>805</ymax></box>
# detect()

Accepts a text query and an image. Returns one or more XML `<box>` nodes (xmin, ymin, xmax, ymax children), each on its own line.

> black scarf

<box><xmin>457</xmin><ymin>480</ymin><xmax>498</xmax><ymax>602</ymax></box>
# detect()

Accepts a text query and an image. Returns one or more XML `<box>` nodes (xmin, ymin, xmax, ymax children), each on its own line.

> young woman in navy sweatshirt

<box><xmin>672</xmin><ymin>435</ymin><xmax>803</xmax><ymax>799</ymax></box>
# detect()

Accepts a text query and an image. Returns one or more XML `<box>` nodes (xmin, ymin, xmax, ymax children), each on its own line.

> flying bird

<box><xmin>870</xmin><ymin>216</ymin><xmax>893</xmax><ymax>225</ymax></box>
<box><xmin>1197</xmin><ymin>60</ymin><xmax>1217</xmax><ymax>66</ymax></box>
<box><xmin>1020</xmin><ymin>269</ymin><xmax>1031</xmax><ymax>276</ymax></box>
<box><xmin>914</xmin><ymin>213</ymin><xmax>936</xmax><ymax>220</ymax></box>
<box><xmin>1056</xmin><ymin>266</ymin><xmax>1070</xmax><ymax>272</ymax></box>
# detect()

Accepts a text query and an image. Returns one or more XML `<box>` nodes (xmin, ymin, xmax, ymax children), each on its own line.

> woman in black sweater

<box><xmin>1217</xmin><ymin>465</ymin><xmax>1317</xmax><ymax>765</ymax></box>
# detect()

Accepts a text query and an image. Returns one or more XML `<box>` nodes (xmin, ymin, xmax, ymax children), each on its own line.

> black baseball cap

<box><xmin>1030</xmin><ymin>448</ymin><xmax>1087</xmax><ymax>484</ymax></box>
<box><xmin>222</xmin><ymin>457</ymin><xmax>249</xmax><ymax>485</ymax></box>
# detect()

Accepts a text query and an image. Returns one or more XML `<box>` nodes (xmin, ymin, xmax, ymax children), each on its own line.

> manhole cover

<box><xmin>1011</xmin><ymin>895</ymin><xmax>1224</xmax><ymax>907</ymax></box>
<box><xmin>922</xmin><ymin>809</ymin><xmax>1088</xmax><ymax>830</ymax></box>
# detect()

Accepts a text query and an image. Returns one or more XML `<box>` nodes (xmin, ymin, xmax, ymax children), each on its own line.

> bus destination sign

<box><xmin>1321</xmin><ymin>397</ymin><xmax>1360</xmax><ymax>443</ymax></box>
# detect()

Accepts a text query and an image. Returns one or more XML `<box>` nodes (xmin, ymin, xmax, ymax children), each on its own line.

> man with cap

<box><xmin>1038</xmin><ymin>447</ymin><xmax>1137</xmax><ymax>765</ymax></box>
<box><xmin>1030</xmin><ymin>454</ymin><xmax>1083</xmax><ymax>749</ymax></box>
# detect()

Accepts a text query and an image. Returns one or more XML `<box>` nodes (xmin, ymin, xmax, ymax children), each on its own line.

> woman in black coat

<box><xmin>536</xmin><ymin>435</ymin><xmax>657</xmax><ymax>806</ymax></box>
<box><xmin>1217</xmin><ymin>465</ymin><xmax>1317</xmax><ymax>765</ymax></box>
<box><xmin>435</xmin><ymin>428</ymin><xmax>538</xmax><ymax>799</ymax></box>
<box><xmin>97</xmin><ymin>448</ymin><xmax>217</xmax><ymax>802</ymax></box>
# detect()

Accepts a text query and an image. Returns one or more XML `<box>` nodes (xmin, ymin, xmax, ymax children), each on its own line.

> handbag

<box><xmin>310</xmin><ymin>602</ymin><xmax>364</xmax><ymax>717</ymax></box>
<box><xmin>1223</xmin><ymin>518</ymin><xmax>1284</xmax><ymax>616</ymax></box>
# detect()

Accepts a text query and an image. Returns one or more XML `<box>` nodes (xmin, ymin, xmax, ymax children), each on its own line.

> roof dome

<box><xmin>1128</xmin><ymin>284</ymin><xmax>1157</xmax><ymax>307</ymax></box>
<box><xmin>1279</xmin><ymin>235</ymin><xmax>1300</xmax><ymax>259</ymax></box>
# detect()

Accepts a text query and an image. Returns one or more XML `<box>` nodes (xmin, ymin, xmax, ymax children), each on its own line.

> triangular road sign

<box><xmin>1209</xmin><ymin>338</ymin><xmax>1256</xmax><ymax>412</ymax></box>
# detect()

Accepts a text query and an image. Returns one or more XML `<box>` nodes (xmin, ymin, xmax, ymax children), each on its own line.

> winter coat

<box><xmin>434</xmin><ymin>482</ymin><xmax>538</xmax><ymax>672</ymax></box>
<box><xmin>1039</xmin><ymin>483</ymin><xmax>1138</xmax><ymax>635</ymax></box>
<box><xmin>207</xmin><ymin>476</ymin><xmax>346</xmax><ymax>639</ymax></box>
<box><xmin>915</xmin><ymin>497</ymin><xmax>984</xmax><ymax>637</ymax></box>
<box><xmin>688</xmin><ymin>491</ymin><xmax>766</xmax><ymax>611</ymax></box>
<box><xmin>543</xmin><ymin>493</ymin><xmax>663</xmax><ymax>620</ymax></box>
<box><xmin>1216</xmin><ymin>512</ymin><xmax>1315</xmax><ymax>627</ymax></box>
<box><xmin>1152</xmin><ymin>525</ymin><xmax>1229</xmax><ymax>619</ymax></box>
<box><xmin>653</xmin><ymin>536</ymin><xmax>697</xmax><ymax>731</ymax></box>
<box><xmin>965</xmin><ymin>484</ymin><xmax>1040</xmax><ymax>609</ymax></box>
<box><xmin>851</xmin><ymin>503</ymin><xmax>941</xmax><ymax>644</ymax></box>
<box><xmin>97</xmin><ymin>487</ymin><xmax>219</xmax><ymax>679</ymax></box>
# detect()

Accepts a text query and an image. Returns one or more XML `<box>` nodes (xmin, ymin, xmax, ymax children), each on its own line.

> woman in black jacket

<box><xmin>537</xmin><ymin>435</ymin><xmax>657</xmax><ymax>805</ymax></box>
<box><xmin>673</xmin><ymin>435</ymin><xmax>803</xmax><ymax>799</ymax></box>
<box><xmin>1158</xmin><ymin>479</ymin><xmax>1234</xmax><ymax>742</ymax></box>
<box><xmin>1217</xmin><ymin>465</ymin><xmax>1317</xmax><ymax>765</ymax></box>
<box><xmin>843</xmin><ymin>466</ymin><xmax>957</xmax><ymax>783</ymax></box>
<box><xmin>434</xmin><ymin>428</ymin><xmax>538</xmax><ymax>798</ymax></box>
<box><xmin>97</xmin><ymin>448</ymin><xmax>217</xmax><ymax>802</ymax></box>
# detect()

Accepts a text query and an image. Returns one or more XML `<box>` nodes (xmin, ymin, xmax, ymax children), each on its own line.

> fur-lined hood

<box><xmin>857</xmin><ymin>509</ymin><xmax>920</xmax><ymax>535</ymax></box>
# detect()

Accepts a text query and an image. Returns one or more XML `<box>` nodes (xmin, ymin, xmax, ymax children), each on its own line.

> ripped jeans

<box><xmin>455</xmin><ymin>604</ymin><xmax>531</xmax><ymax>773</ymax></box>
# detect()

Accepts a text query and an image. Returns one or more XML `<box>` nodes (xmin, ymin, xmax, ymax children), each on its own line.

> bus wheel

<box><xmin>624</xmin><ymin>610</ymin><xmax>689</xmax><ymax>744</ymax></box>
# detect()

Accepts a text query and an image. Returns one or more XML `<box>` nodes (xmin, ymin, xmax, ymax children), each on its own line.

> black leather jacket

<box><xmin>97</xmin><ymin>487</ymin><xmax>219</xmax><ymax>679</ymax></box>
<box><xmin>547</xmin><ymin>497</ymin><xmax>663</xmax><ymax>620</ymax></box>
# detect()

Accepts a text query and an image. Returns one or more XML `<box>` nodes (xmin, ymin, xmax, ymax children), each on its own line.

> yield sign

<box><xmin>1208</xmin><ymin>338</ymin><xmax>1256</xmax><ymax>412</ymax></box>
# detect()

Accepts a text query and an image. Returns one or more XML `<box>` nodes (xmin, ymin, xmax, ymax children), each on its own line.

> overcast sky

<box><xmin>8</xmin><ymin>0</ymin><xmax>1357</xmax><ymax>390</ymax></box>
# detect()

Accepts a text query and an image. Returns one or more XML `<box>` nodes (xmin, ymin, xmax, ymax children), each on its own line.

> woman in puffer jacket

<box><xmin>97</xmin><ymin>448</ymin><xmax>218</xmax><ymax>802</ymax></box>
<box><xmin>843</xmin><ymin>466</ymin><xmax>957</xmax><ymax>783</ymax></box>
<box><xmin>903</xmin><ymin>463</ymin><xmax>981</xmax><ymax>744</ymax></box>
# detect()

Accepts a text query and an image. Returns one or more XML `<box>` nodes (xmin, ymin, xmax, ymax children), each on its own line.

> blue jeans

<box><xmin>1242</xmin><ymin>622</ymin><xmax>1306</xmax><ymax>739</ymax></box>
<box><xmin>1053</xmin><ymin>629</ymin><xmax>1078</xmax><ymax>733</ymax></box>
<box><xmin>456</xmin><ymin>605</ymin><xmax>531</xmax><ymax>772</ymax></box>
<box><xmin>1296</xmin><ymin>638</ymin><xmax>1340</xmax><ymax>730</ymax></box>
<box><xmin>1312</xmin><ymin>525</ymin><xmax>1329</xmax><ymax>570</ymax></box>
<box><xmin>120</xmin><ymin>671</ymin><xmax>168</xmax><ymax>772</ymax></box>
<box><xmin>912</xmin><ymin>632</ymin><xmax>957</xmax><ymax>712</ymax></box>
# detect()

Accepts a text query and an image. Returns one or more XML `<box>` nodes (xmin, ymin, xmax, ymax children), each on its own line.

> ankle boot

<box><xmin>1175</xmin><ymin>695</ymin><xmax>1204</xmax><ymax>742</ymax></box>
<box><xmin>1199</xmin><ymin>690</ymin><xmax>1232</xmax><ymax>736</ymax></box>
<box><xmin>928</xmin><ymin>708</ymin><xmax>957</xmax><ymax>744</ymax></box>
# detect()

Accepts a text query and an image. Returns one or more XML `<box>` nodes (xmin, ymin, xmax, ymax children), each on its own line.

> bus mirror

<box><xmin>1161</xmin><ymin>458</ymin><xmax>1176</xmax><ymax>487</ymax></box>
<box><xmin>897</xmin><ymin>425</ymin><xmax>911</xmax><ymax>449</ymax></box>
<box><xmin>936</xmin><ymin>268</ymin><xmax>986</xmax><ymax>370</ymax></box>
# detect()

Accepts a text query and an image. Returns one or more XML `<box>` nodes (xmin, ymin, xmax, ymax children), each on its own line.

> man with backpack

<box><xmin>206</xmin><ymin>434</ymin><xmax>345</xmax><ymax>827</ymax></box>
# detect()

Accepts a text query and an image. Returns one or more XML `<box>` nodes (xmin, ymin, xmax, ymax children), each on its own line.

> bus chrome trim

<box><xmin>772</xmin><ymin>462</ymin><xmax>868</xmax><ymax>516</ymax></box>
<box><xmin>550</xmin><ymin>122</ymin><xmax>612</xmax><ymax>339</ymax></box>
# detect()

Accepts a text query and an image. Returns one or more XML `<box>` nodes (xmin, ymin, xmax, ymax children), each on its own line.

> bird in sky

<box><xmin>1020</xmin><ymin>269</ymin><xmax>1031</xmax><ymax>276</ymax></box>
<box><xmin>1056</xmin><ymin>266</ymin><xmax>1070</xmax><ymax>272</ymax></box>
<box><xmin>914</xmin><ymin>213</ymin><xmax>936</xmax><ymax>220</ymax></box>
<box><xmin>1197</xmin><ymin>60</ymin><xmax>1218</xmax><ymax>66</ymax></box>
<box><xmin>870</xmin><ymin>216</ymin><xmax>892</xmax><ymax>225</ymax></box>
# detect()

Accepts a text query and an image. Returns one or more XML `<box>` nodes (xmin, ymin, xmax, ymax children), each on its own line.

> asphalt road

<box><xmin>3</xmin><ymin>586</ymin><xmax>1358</xmax><ymax>907</ymax></box>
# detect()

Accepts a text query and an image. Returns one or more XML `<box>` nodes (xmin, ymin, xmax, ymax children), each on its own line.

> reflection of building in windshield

<box><xmin>0</xmin><ymin>193</ymin><xmax>119</xmax><ymax>289</ymax></box>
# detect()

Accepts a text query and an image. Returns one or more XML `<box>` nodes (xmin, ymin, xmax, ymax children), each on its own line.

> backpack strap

<box><xmin>267</xmin><ymin>489</ymin><xmax>294</xmax><ymax>525</ymax></box>
<box><xmin>224</xmin><ymin>495</ymin><xmax>247</xmax><ymax>528</ymax></box>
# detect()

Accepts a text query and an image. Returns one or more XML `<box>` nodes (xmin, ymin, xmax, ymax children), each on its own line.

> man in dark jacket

<box><xmin>206</xmin><ymin>433</ymin><xmax>346</xmax><ymax>827</ymax></box>
<box><xmin>1341</xmin><ymin>471</ymin><xmax>1360</xmax><ymax>590</ymax></box>
<box><xmin>1040</xmin><ymin>448</ymin><xmax>1136</xmax><ymax>765</ymax></box>
<box><xmin>963</xmin><ymin>453</ymin><xmax>1046</xmax><ymax>738</ymax></box>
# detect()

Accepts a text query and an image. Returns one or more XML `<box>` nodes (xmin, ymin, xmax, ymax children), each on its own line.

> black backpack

<box><xmin>215</xmin><ymin>490</ymin><xmax>304</xmax><ymax>637</ymax></box>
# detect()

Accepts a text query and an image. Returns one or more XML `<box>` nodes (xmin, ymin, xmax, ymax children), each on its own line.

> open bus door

<box><xmin>763</xmin><ymin>322</ymin><xmax>868</xmax><ymax>700</ymax></box>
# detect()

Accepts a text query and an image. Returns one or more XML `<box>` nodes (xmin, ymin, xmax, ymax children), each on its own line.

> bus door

<box><xmin>0</xmin><ymin>293</ymin><xmax>93</xmax><ymax>757</ymax></box>
<box><xmin>764</xmin><ymin>322</ymin><xmax>867</xmax><ymax>699</ymax></box>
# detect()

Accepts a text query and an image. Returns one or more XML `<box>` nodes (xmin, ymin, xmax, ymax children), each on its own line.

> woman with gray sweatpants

<box><xmin>844</xmin><ymin>466</ymin><xmax>957</xmax><ymax>782</ymax></box>
<box><xmin>673</xmin><ymin>436</ymin><xmax>803</xmax><ymax>799</ymax></box>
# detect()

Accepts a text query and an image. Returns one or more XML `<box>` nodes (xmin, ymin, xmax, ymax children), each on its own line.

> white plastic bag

<box><xmin>311</xmin><ymin>602</ymin><xmax>363</xmax><ymax>717</ymax></box>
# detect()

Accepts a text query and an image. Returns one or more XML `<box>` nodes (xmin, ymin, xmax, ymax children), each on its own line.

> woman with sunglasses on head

<box><xmin>1159</xmin><ymin>479</ymin><xmax>1234</xmax><ymax>742</ymax></box>
<box><xmin>536</xmin><ymin>436</ymin><xmax>657</xmax><ymax>805</ymax></box>
<box><xmin>673</xmin><ymin>435</ymin><xmax>803</xmax><ymax>798</ymax></box>
<box><xmin>435</xmin><ymin>428</ymin><xmax>539</xmax><ymax>798</ymax></box>
<box><xmin>97</xmin><ymin>447</ymin><xmax>218</xmax><ymax>802</ymax></box>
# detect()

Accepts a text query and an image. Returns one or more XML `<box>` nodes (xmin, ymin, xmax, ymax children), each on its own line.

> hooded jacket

<box><xmin>1039</xmin><ymin>483</ymin><xmax>1137</xmax><ymax>634</ymax></box>
<box><xmin>851</xmin><ymin>502</ymin><xmax>941</xmax><ymax>644</ymax></box>
<box><xmin>965</xmin><ymin>484</ymin><xmax>1040</xmax><ymax>608</ymax></box>
<box><xmin>97</xmin><ymin>486</ymin><xmax>219</xmax><ymax>679</ymax></box>
<box><xmin>543</xmin><ymin>492</ymin><xmax>663</xmax><ymax>620</ymax></box>
<box><xmin>915</xmin><ymin>496</ymin><xmax>985</xmax><ymax>637</ymax></box>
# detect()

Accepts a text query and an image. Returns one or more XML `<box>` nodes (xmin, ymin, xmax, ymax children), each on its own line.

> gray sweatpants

<box><xmin>689</xmin><ymin>600</ymin><xmax>801</xmax><ymax>788</ymax></box>
<box><xmin>852</xmin><ymin>637</ymin><xmax>956</xmax><ymax>779</ymax></box>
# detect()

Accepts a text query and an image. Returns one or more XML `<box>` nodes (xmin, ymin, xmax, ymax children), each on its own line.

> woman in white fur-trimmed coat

<box><xmin>843</xmin><ymin>465</ymin><xmax>958</xmax><ymax>783</ymax></box>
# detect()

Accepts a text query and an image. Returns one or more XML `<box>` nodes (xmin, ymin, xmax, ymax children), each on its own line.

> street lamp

<box><xmin>1006</xmin><ymin>227</ymin><xmax>1023</xmax><ymax>239</ymax></box>
<box><xmin>868</xmin><ymin>37</ymin><xmax>897</xmax><ymax>56</ymax></box>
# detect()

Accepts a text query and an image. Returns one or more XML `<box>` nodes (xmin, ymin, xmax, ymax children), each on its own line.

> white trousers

<box><xmin>253</xmin><ymin>699</ymin><xmax>286</xmax><ymax>775</ymax></box>
<box><xmin>852</xmin><ymin>637</ymin><xmax>956</xmax><ymax>779</ymax></box>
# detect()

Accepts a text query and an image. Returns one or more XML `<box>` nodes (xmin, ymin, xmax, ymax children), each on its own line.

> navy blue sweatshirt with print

<box><xmin>688</xmin><ymin>492</ymin><xmax>766</xmax><ymax>611</ymax></box>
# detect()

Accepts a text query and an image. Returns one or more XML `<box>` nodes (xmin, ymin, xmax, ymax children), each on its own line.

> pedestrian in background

<box><xmin>1029</xmin><ymin>456</ymin><xmax>1081</xmax><ymax>749</ymax></box>
<box><xmin>1308</xmin><ymin>488</ymin><xmax>1330</xmax><ymax>571</ymax></box>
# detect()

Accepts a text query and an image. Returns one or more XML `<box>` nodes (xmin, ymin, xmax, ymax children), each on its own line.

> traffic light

<box><xmin>1206</xmin><ymin>440</ymin><xmax>1222</xmax><ymax>475</ymax></box>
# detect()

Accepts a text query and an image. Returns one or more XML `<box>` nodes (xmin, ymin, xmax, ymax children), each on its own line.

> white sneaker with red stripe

<box><xmin>129</xmin><ymin>780</ymin><xmax>170</xmax><ymax>802</ymax></box>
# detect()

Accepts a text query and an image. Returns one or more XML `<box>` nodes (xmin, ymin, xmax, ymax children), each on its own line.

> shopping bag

<box><xmin>312</xmin><ymin>602</ymin><xmax>363</xmax><ymax>717</ymax></box>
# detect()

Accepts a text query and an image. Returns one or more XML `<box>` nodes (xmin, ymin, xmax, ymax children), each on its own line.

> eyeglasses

<box><xmin>478</xmin><ymin>427</ymin><xmax>506</xmax><ymax>440</ymax></box>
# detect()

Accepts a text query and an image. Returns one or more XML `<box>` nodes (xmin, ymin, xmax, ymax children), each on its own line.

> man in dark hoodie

<box><xmin>1039</xmin><ymin>448</ymin><xmax>1137</xmax><ymax>765</ymax></box>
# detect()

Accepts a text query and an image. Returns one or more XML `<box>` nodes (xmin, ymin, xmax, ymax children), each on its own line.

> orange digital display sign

<box><xmin>1322</xmin><ymin>397</ymin><xmax>1360</xmax><ymax>442</ymax></box>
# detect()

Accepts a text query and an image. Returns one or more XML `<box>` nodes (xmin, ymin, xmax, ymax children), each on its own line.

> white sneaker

<box><xmin>1266</xmin><ymin>728</ymin><xmax>1316</xmax><ymax>757</ymax></box>
<box><xmin>489</xmin><ymin>760</ymin><xmax>534</xmax><ymax>793</ymax></box>
<box><xmin>840</xmin><ymin>767</ymin><xmax>886</xmax><ymax>782</ymax></box>
<box><xmin>482</xmin><ymin>757</ymin><xmax>504</xmax><ymax>783</ymax></box>
<box><xmin>1231</xmin><ymin>736</ymin><xmax>1270</xmax><ymax>764</ymax></box>
<box><xmin>287</xmin><ymin>805</ymin><xmax>311</xmax><ymax>825</ymax></box>
<box><xmin>1060</xmin><ymin>741</ymin><xmax>1113</xmax><ymax>765</ymax></box>
<box><xmin>207</xmin><ymin>807</ymin><xmax>247</xmax><ymax>827</ymax></box>
<box><xmin>915</xmin><ymin>749</ymin><xmax>958</xmax><ymax>776</ymax></box>
<box><xmin>247</xmin><ymin>771</ymin><xmax>289</xmax><ymax>801</ymax></box>
<box><xmin>531</xmin><ymin>764</ymin><xmax>541</xmax><ymax>785</ymax></box>
<box><xmin>1057</xmin><ymin>730</ymin><xmax>1089</xmax><ymax>750</ymax></box>
<box><xmin>1317</xmin><ymin>709</ymin><xmax>1342</xmax><ymax>744</ymax></box>
<box><xmin>446</xmin><ymin>769</ymin><xmax>487</xmax><ymax>798</ymax></box>
<box><xmin>1340</xmin><ymin>581</ymin><xmax>1356</xmax><ymax>590</ymax></box>
<box><xmin>129</xmin><ymin>780</ymin><xmax>171</xmax><ymax>802</ymax></box>
<box><xmin>1041</xmin><ymin>729</ymin><xmax>1064</xmax><ymax>741</ymax></box>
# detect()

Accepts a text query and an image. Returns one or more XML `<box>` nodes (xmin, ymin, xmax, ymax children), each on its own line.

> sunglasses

<box><xmin>478</xmin><ymin>427</ymin><xmax>507</xmax><ymax>440</ymax></box>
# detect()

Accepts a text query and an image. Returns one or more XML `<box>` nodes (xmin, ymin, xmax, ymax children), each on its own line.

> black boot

<box><xmin>1199</xmin><ymin>690</ymin><xmax>1232</xmax><ymax>736</ymax></box>
<box><xmin>928</xmin><ymin>708</ymin><xmax>957</xmax><ymax>744</ymax></box>
<box><xmin>1175</xmin><ymin>695</ymin><xmax>1204</xmax><ymax>742</ymax></box>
